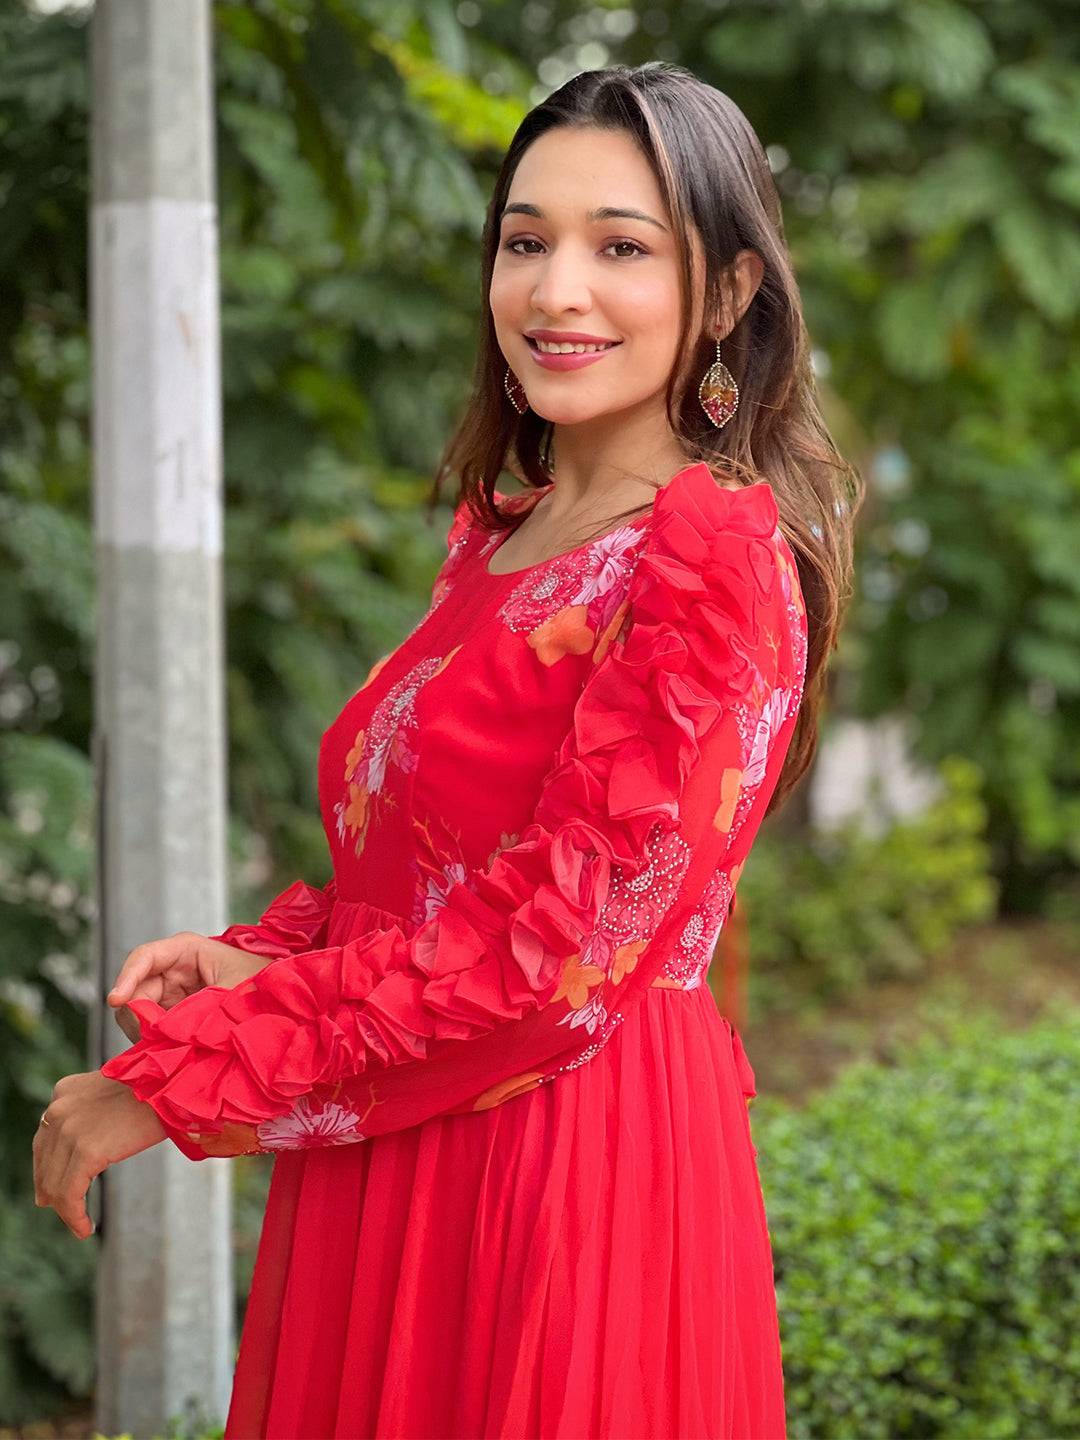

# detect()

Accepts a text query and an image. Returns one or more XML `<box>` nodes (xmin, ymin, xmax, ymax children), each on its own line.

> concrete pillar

<box><xmin>88</xmin><ymin>2</ymin><xmax>234</xmax><ymax>1433</ymax></box>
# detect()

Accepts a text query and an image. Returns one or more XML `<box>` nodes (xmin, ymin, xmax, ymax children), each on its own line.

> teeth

<box><xmin>535</xmin><ymin>339</ymin><xmax>616</xmax><ymax>354</ymax></box>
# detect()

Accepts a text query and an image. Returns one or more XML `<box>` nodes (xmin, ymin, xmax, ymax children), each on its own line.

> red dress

<box><xmin>102</xmin><ymin>461</ymin><xmax>807</xmax><ymax>1440</ymax></box>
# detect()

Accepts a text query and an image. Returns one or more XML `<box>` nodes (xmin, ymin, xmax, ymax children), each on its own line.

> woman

<box><xmin>34</xmin><ymin>62</ymin><xmax>860</xmax><ymax>1439</ymax></box>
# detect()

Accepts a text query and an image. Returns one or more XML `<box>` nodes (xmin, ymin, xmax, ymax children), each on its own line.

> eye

<box><xmin>604</xmin><ymin>240</ymin><xmax>648</xmax><ymax>259</ymax></box>
<box><xmin>501</xmin><ymin>238</ymin><xmax>649</xmax><ymax>260</ymax></box>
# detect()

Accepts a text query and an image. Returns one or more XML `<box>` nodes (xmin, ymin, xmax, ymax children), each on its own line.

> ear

<box><xmin>715</xmin><ymin>250</ymin><xmax>765</xmax><ymax>337</ymax></box>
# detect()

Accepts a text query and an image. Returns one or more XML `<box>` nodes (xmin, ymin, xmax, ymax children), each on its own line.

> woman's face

<box><xmin>490</xmin><ymin>126</ymin><xmax>704</xmax><ymax>428</ymax></box>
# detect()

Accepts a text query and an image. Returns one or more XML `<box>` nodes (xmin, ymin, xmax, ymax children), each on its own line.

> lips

<box><xmin>524</xmin><ymin>337</ymin><xmax>622</xmax><ymax>351</ymax></box>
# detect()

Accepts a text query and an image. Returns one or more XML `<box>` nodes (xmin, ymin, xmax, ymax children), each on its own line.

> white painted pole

<box><xmin>88</xmin><ymin>2</ymin><xmax>234</xmax><ymax>1433</ymax></box>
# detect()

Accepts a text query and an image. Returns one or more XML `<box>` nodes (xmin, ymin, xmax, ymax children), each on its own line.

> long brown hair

<box><xmin>427</xmin><ymin>62</ymin><xmax>864</xmax><ymax>814</ymax></box>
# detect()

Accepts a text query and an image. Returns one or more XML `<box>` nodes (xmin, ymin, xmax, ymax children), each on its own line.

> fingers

<box><xmin>113</xmin><ymin>1005</ymin><xmax>142</xmax><ymax>1044</ymax></box>
<box><xmin>107</xmin><ymin>948</ymin><xmax>162</xmax><ymax>1005</ymax></box>
<box><xmin>56</xmin><ymin>1144</ymin><xmax>99</xmax><ymax>1240</ymax></box>
<box><xmin>108</xmin><ymin>933</ymin><xmax>196</xmax><ymax>1005</ymax></box>
<box><xmin>32</xmin><ymin>1111</ymin><xmax>97</xmax><ymax>1241</ymax></box>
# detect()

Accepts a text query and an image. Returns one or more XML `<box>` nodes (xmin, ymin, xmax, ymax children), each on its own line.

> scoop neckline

<box><xmin>481</xmin><ymin>461</ymin><xmax>723</xmax><ymax>581</ymax></box>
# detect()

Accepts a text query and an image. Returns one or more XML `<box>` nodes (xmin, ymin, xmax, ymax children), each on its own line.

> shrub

<box><xmin>744</xmin><ymin>756</ymin><xmax>998</xmax><ymax>1015</ymax></box>
<box><xmin>754</xmin><ymin>1008</ymin><xmax>1080</xmax><ymax>1438</ymax></box>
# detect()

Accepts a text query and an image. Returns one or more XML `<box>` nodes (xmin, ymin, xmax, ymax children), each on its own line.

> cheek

<box><xmin>489</xmin><ymin>266</ymin><xmax>526</xmax><ymax>322</ymax></box>
<box><xmin>613</xmin><ymin>272</ymin><xmax>682</xmax><ymax>335</ymax></box>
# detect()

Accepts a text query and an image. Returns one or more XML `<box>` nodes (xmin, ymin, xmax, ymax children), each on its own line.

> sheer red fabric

<box><xmin>102</xmin><ymin>462</ymin><xmax>806</xmax><ymax>1438</ymax></box>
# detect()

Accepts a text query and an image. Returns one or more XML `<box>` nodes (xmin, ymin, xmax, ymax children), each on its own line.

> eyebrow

<box><xmin>500</xmin><ymin>203</ymin><xmax>669</xmax><ymax>233</ymax></box>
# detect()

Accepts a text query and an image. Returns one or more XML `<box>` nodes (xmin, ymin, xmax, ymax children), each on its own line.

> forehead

<box><xmin>507</xmin><ymin>127</ymin><xmax>666</xmax><ymax>214</ymax></box>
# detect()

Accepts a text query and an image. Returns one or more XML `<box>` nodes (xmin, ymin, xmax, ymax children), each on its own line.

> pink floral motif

<box><xmin>413</xmin><ymin>858</ymin><xmax>468</xmax><ymax>926</ymax></box>
<box><xmin>496</xmin><ymin>523</ymin><xmax>649</xmax><ymax>663</ymax></box>
<box><xmin>334</xmin><ymin>651</ymin><xmax>460</xmax><ymax>858</ymax></box>
<box><xmin>255</xmin><ymin>1095</ymin><xmax>367</xmax><ymax>1149</ymax></box>
<box><xmin>743</xmin><ymin>682</ymin><xmax>797</xmax><ymax>789</ymax></box>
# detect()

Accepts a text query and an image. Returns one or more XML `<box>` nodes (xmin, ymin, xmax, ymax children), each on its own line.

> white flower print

<box><xmin>419</xmin><ymin>860</ymin><xmax>468</xmax><ymax>922</ymax></box>
<box><xmin>256</xmin><ymin>1096</ymin><xmax>367</xmax><ymax>1149</ymax></box>
<box><xmin>557</xmin><ymin>988</ymin><xmax>608</xmax><ymax>1036</ymax></box>
<box><xmin>743</xmin><ymin>684</ymin><xmax>795</xmax><ymax>788</ymax></box>
<box><xmin>497</xmin><ymin>523</ymin><xmax>648</xmax><ymax>640</ymax></box>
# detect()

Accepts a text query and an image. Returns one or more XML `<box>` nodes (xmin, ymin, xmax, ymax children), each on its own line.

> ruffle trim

<box><xmin>205</xmin><ymin>878</ymin><xmax>338</xmax><ymax>960</ymax></box>
<box><xmin>102</xmin><ymin>467</ymin><xmax>788</xmax><ymax>1141</ymax></box>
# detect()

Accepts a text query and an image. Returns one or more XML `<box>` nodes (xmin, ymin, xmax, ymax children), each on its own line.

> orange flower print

<box><xmin>433</xmin><ymin>644</ymin><xmax>462</xmax><ymax>675</ymax></box>
<box><xmin>343</xmin><ymin>782</ymin><xmax>369</xmax><ymax>835</ymax></box>
<box><xmin>189</xmin><ymin>1122</ymin><xmax>265</xmax><ymax>1158</ymax></box>
<box><xmin>552</xmin><ymin>951</ymin><xmax>611</xmax><ymax>1035</ymax></box>
<box><xmin>593</xmin><ymin>599</ymin><xmax>629</xmax><ymax>665</ymax></box>
<box><xmin>551</xmin><ymin>953</ymin><xmax>606</xmax><ymax>1011</ymax></box>
<box><xmin>714</xmin><ymin>767</ymin><xmax>743</xmax><ymax>834</ymax></box>
<box><xmin>471</xmin><ymin>1071</ymin><xmax>546</xmax><ymax>1111</ymax></box>
<box><xmin>528</xmin><ymin>604</ymin><xmax>595</xmax><ymax>666</ymax></box>
<box><xmin>334</xmin><ymin>654</ymin><xmax>455</xmax><ymax>858</ymax></box>
<box><xmin>345</xmin><ymin>727</ymin><xmax>366</xmax><ymax>774</ymax></box>
<box><xmin>610</xmin><ymin>938</ymin><xmax>646</xmax><ymax>984</ymax></box>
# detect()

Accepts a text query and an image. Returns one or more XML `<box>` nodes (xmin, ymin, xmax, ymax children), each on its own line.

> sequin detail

<box><xmin>496</xmin><ymin>523</ymin><xmax>648</xmax><ymax>641</ymax></box>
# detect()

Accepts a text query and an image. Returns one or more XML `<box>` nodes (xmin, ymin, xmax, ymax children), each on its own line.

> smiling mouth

<box><xmin>525</xmin><ymin>337</ymin><xmax>623</xmax><ymax>354</ymax></box>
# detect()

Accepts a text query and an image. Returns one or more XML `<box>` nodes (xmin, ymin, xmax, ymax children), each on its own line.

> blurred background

<box><xmin>1</xmin><ymin>0</ymin><xmax>1077</xmax><ymax>1436</ymax></box>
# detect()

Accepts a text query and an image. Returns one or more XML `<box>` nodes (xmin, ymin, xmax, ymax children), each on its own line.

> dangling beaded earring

<box><xmin>698</xmin><ymin>337</ymin><xmax>739</xmax><ymax>429</ymax></box>
<box><xmin>504</xmin><ymin>366</ymin><xmax>528</xmax><ymax>415</ymax></box>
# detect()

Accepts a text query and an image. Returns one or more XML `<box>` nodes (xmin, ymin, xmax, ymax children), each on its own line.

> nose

<box><xmin>529</xmin><ymin>241</ymin><xmax>593</xmax><ymax>318</ymax></box>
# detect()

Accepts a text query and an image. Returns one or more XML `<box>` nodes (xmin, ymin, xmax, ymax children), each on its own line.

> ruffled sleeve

<box><xmin>102</xmin><ymin>471</ymin><xmax>807</xmax><ymax>1159</ymax></box>
<box><xmin>205</xmin><ymin>877</ymin><xmax>338</xmax><ymax>960</ymax></box>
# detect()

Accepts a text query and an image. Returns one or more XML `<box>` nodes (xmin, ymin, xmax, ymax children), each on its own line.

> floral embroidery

<box><xmin>549</xmin><ymin>822</ymin><xmax>694</xmax><ymax>1038</ymax></box>
<box><xmin>496</xmin><ymin>524</ymin><xmax>648</xmax><ymax>665</ymax></box>
<box><xmin>598</xmin><ymin>826</ymin><xmax>692</xmax><ymax>954</ymax></box>
<box><xmin>335</xmin><ymin>649</ymin><xmax>461</xmax><ymax>858</ymax></box>
<box><xmin>100</xmin><ymin>468</ymin><xmax>810</xmax><ymax>1156</ymax></box>
<box><xmin>658</xmin><ymin>864</ymin><xmax>733</xmax><ymax>988</ymax></box>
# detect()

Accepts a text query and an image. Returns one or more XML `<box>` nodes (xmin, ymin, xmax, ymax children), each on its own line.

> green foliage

<box><xmin>0</xmin><ymin>729</ymin><xmax>96</xmax><ymax>1423</ymax></box>
<box><xmin>688</xmin><ymin>0</ymin><xmax>1080</xmax><ymax>898</ymax></box>
<box><xmin>754</xmin><ymin>1008</ymin><xmax>1080</xmax><ymax>1439</ymax></box>
<box><xmin>743</xmin><ymin>758</ymin><xmax>998</xmax><ymax>1014</ymax></box>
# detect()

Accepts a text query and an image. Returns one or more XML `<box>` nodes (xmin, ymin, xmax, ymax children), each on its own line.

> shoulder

<box><xmin>445</xmin><ymin>486</ymin><xmax>540</xmax><ymax>554</ymax></box>
<box><xmin>636</xmin><ymin>464</ymin><xmax>791</xmax><ymax>605</ymax></box>
<box><xmin>628</xmin><ymin>464</ymin><xmax>805</xmax><ymax>692</ymax></box>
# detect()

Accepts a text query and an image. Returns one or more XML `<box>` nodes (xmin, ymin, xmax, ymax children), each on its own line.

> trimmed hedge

<box><xmin>754</xmin><ymin>1009</ymin><xmax>1080</xmax><ymax>1439</ymax></box>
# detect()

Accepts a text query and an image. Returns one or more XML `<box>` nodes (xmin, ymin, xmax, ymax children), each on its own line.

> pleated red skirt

<box><xmin>224</xmin><ymin>984</ymin><xmax>787</xmax><ymax>1440</ymax></box>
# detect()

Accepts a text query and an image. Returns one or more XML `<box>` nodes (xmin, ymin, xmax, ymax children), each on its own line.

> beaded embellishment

<box><xmin>659</xmin><ymin>864</ymin><xmax>733</xmax><ymax>988</ymax></box>
<box><xmin>551</xmin><ymin>821</ymin><xmax>693</xmax><ymax>1040</ymax></box>
<box><xmin>495</xmin><ymin>522</ymin><xmax>649</xmax><ymax>648</ymax></box>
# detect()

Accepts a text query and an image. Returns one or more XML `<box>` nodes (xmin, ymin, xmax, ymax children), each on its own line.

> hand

<box><xmin>32</xmin><ymin>1071</ymin><xmax>167</xmax><ymax>1240</ymax></box>
<box><xmin>107</xmin><ymin>933</ymin><xmax>270</xmax><ymax>1042</ymax></box>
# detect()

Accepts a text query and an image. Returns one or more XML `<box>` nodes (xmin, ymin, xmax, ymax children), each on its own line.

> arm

<box><xmin>102</xmin><ymin>480</ymin><xmax>806</xmax><ymax>1158</ymax></box>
